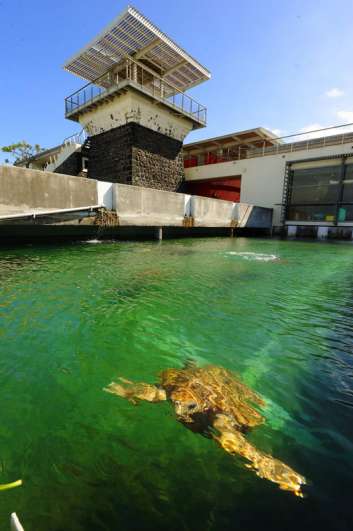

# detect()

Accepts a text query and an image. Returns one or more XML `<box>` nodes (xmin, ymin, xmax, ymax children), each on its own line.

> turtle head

<box><xmin>170</xmin><ymin>389</ymin><xmax>201</xmax><ymax>422</ymax></box>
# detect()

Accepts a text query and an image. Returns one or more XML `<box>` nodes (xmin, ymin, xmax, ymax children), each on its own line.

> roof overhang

<box><xmin>183</xmin><ymin>127</ymin><xmax>283</xmax><ymax>154</ymax></box>
<box><xmin>14</xmin><ymin>145</ymin><xmax>63</xmax><ymax>167</ymax></box>
<box><xmin>63</xmin><ymin>6</ymin><xmax>211</xmax><ymax>93</ymax></box>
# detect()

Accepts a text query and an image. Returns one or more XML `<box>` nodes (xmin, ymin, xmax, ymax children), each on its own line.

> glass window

<box><xmin>290</xmin><ymin>165</ymin><xmax>340</xmax><ymax>204</ymax></box>
<box><xmin>342</xmin><ymin>164</ymin><xmax>353</xmax><ymax>202</ymax></box>
<box><xmin>287</xmin><ymin>205</ymin><xmax>336</xmax><ymax>222</ymax></box>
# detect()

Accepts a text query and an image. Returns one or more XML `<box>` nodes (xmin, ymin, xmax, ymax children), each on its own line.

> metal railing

<box><xmin>43</xmin><ymin>129</ymin><xmax>87</xmax><ymax>170</ymax></box>
<box><xmin>62</xmin><ymin>129</ymin><xmax>87</xmax><ymax>146</ymax></box>
<box><xmin>184</xmin><ymin>124</ymin><xmax>353</xmax><ymax>168</ymax></box>
<box><xmin>247</xmin><ymin>123</ymin><xmax>353</xmax><ymax>158</ymax></box>
<box><xmin>184</xmin><ymin>147</ymin><xmax>248</xmax><ymax>167</ymax></box>
<box><xmin>65</xmin><ymin>58</ymin><xmax>207</xmax><ymax>125</ymax></box>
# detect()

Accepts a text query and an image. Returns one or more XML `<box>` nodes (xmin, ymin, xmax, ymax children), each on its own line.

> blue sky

<box><xmin>1</xmin><ymin>0</ymin><xmax>353</xmax><ymax>162</ymax></box>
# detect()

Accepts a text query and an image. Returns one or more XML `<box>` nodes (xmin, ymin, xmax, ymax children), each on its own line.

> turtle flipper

<box><xmin>212</xmin><ymin>414</ymin><xmax>306</xmax><ymax>498</ymax></box>
<box><xmin>104</xmin><ymin>379</ymin><xmax>167</xmax><ymax>403</ymax></box>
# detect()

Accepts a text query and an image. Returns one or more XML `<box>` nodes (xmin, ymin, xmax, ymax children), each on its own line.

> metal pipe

<box><xmin>0</xmin><ymin>205</ymin><xmax>101</xmax><ymax>221</ymax></box>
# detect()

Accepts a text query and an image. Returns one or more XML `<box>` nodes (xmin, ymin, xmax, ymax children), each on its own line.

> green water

<box><xmin>0</xmin><ymin>238</ymin><xmax>353</xmax><ymax>530</ymax></box>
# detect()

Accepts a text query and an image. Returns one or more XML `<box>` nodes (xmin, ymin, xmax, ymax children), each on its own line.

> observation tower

<box><xmin>63</xmin><ymin>6</ymin><xmax>210</xmax><ymax>190</ymax></box>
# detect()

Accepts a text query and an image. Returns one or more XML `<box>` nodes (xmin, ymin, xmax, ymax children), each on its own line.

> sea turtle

<box><xmin>104</xmin><ymin>363</ymin><xmax>306</xmax><ymax>497</ymax></box>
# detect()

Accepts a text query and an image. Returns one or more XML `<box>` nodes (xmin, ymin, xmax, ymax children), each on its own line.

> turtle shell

<box><xmin>159</xmin><ymin>365</ymin><xmax>265</xmax><ymax>429</ymax></box>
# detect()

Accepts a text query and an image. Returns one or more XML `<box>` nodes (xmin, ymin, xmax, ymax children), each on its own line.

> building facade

<box><xmin>14</xmin><ymin>5</ymin><xmax>353</xmax><ymax>239</ymax></box>
<box><xmin>62</xmin><ymin>6</ymin><xmax>210</xmax><ymax>192</ymax></box>
<box><xmin>184</xmin><ymin>128</ymin><xmax>353</xmax><ymax>236</ymax></box>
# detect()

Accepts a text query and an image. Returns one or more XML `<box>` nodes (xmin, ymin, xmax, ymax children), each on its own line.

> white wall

<box><xmin>45</xmin><ymin>143</ymin><xmax>81</xmax><ymax>173</ymax></box>
<box><xmin>107</xmin><ymin>183</ymin><xmax>271</xmax><ymax>228</ymax></box>
<box><xmin>190</xmin><ymin>195</ymin><xmax>236</xmax><ymax>227</ymax></box>
<box><xmin>113</xmin><ymin>183</ymin><xmax>187</xmax><ymax>226</ymax></box>
<box><xmin>97</xmin><ymin>181</ymin><xmax>113</xmax><ymax>210</ymax></box>
<box><xmin>185</xmin><ymin>142</ymin><xmax>353</xmax><ymax>226</ymax></box>
<box><xmin>0</xmin><ymin>165</ymin><xmax>98</xmax><ymax>213</ymax></box>
<box><xmin>78</xmin><ymin>91</ymin><xmax>194</xmax><ymax>141</ymax></box>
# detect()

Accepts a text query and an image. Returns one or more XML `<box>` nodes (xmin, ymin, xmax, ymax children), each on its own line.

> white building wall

<box><xmin>78</xmin><ymin>91</ymin><xmax>194</xmax><ymax>141</ymax></box>
<box><xmin>185</xmin><ymin>142</ymin><xmax>353</xmax><ymax>227</ymax></box>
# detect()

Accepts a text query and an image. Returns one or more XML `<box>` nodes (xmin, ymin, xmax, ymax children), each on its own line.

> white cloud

<box><xmin>336</xmin><ymin>110</ymin><xmax>353</xmax><ymax>123</ymax></box>
<box><xmin>295</xmin><ymin>121</ymin><xmax>353</xmax><ymax>141</ymax></box>
<box><xmin>266</xmin><ymin>111</ymin><xmax>353</xmax><ymax>144</ymax></box>
<box><xmin>325</xmin><ymin>88</ymin><xmax>344</xmax><ymax>98</ymax></box>
<box><xmin>299</xmin><ymin>123</ymin><xmax>324</xmax><ymax>133</ymax></box>
<box><xmin>265</xmin><ymin>127</ymin><xmax>283</xmax><ymax>138</ymax></box>
<box><xmin>297</xmin><ymin>124</ymin><xmax>327</xmax><ymax>140</ymax></box>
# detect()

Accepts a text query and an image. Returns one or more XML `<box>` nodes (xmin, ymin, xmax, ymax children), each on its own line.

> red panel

<box><xmin>185</xmin><ymin>177</ymin><xmax>241</xmax><ymax>202</ymax></box>
<box><xmin>184</xmin><ymin>156</ymin><xmax>198</xmax><ymax>168</ymax></box>
<box><xmin>183</xmin><ymin>154</ymin><xmax>227</xmax><ymax>168</ymax></box>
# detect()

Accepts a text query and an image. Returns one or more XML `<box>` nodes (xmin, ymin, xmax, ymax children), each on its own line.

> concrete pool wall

<box><xmin>0</xmin><ymin>165</ymin><xmax>98</xmax><ymax>216</ymax></box>
<box><xmin>0</xmin><ymin>165</ymin><xmax>273</xmax><ymax>241</ymax></box>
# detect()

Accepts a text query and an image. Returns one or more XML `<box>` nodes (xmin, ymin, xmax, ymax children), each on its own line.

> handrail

<box><xmin>63</xmin><ymin>129</ymin><xmax>87</xmax><ymax>145</ymax></box>
<box><xmin>127</xmin><ymin>55</ymin><xmax>204</xmax><ymax>112</ymax></box>
<box><xmin>247</xmin><ymin>130</ymin><xmax>353</xmax><ymax>158</ymax></box>
<box><xmin>266</xmin><ymin>122</ymin><xmax>353</xmax><ymax>143</ymax></box>
<box><xmin>65</xmin><ymin>71</ymin><xmax>112</xmax><ymax>99</ymax></box>
<box><xmin>65</xmin><ymin>58</ymin><xmax>207</xmax><ymax>125</ymax></box>
<box><xmin>184</xmin><ymin>125</ymin><xmax>353</xmax><ymax>168</ymax></box>
<box><xmin>66</xmin><ymin>56</ymin><xmax>204</xmax><ymax>110</ymax></box>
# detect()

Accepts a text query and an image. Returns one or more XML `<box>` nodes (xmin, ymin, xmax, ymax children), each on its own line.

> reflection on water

<box><xmin>0</xmin><ymin>238</ymin><xmax>353</xmax><ymax>530</ymax></box>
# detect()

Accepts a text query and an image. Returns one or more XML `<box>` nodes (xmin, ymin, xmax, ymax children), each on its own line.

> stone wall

<box><xmin>88</xmin><ymin>122</ymin><xmax>185</xmax><ymax>191</ymax></box>
<box><xmin>88</xmin><ymin>124</ymin><xmax>132</xmax><ymax>185</ymax></box>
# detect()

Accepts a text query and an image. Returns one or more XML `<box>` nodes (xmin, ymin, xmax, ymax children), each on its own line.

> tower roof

<box><xmin>63</xmin><ymin>5</ymin><xmax>211</xmax><ymax>92</ymax></box>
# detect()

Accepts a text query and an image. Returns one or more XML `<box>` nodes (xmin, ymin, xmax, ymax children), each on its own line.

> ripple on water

<box><xmin>225</xmin><ymin>251</ymin><xmax>279</xmax><ymax>261</ymax></box>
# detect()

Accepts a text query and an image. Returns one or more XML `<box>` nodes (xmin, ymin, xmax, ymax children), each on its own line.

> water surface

<box><xmin>0</xmin><ymin>238</ymin><xmax>352</xmax><ymax>530</ymax></box>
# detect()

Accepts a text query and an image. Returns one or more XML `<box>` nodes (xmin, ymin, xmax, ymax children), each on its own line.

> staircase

<box><xmin>45</xmin><ymin>130</ymin><xmax>87</xmax><ymax>173</ymax></box>
<box><xmin>81</xmin><ymin>136</ymin><xmax>91</xmax><ymax>157</ymax></box>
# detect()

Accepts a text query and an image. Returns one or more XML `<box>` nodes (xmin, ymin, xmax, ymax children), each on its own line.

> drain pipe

<box><xmin>156</xmin><ymin>227</ymin><xmax>163</xmax><ymax>240</ymax></box>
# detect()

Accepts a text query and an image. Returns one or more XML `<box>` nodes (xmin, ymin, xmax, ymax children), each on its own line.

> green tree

<box><xmin>1</xmin><ymin>141</ymin><xmax>44</xmax><ymax>165</ymax></box>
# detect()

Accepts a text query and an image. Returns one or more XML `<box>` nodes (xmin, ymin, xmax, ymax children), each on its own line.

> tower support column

<box><xmin>87</xmin><ymin>123</ymin><xmax>185</xmax><ymax>192</ymax></box>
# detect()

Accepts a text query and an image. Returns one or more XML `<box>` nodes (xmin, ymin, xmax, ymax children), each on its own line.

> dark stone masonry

<box><xmin>87</xmin><ymin>122</ymin><xmax>185</xmax><ymax>191</ymax></box>
<box><xmin>54</xmin><ymin>151</ymin><xmax>82</xmax><ymax>177</ymax></box>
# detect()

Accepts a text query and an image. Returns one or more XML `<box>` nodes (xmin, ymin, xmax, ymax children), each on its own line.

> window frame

<box><xmin>284</xmin><ymin>155</ymin><xmax>353</xmax><ymax>224</ymax></box>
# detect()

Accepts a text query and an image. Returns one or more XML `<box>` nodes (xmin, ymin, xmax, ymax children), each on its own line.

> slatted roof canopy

<box><xmin>63</xmin><ymin>5</ymin><xmax>211</xmax><ymax>92</ymax></box>
<box><xmin>183</xmin><ymin>128</ymin><xmax>283</xmax><ymax>155</ymax></box>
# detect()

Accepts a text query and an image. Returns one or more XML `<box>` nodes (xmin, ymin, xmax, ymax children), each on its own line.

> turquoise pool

<box><xmin>0</xmin><ymin>237</ymin><xmax>352</xmax><ymax>530</ymax></box>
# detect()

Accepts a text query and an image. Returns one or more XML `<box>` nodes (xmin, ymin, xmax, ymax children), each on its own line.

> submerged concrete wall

<box><xmin>0</xmin><ymin>166</ymin><xmax>98</xmax><ymax>215</ymax></box>
<box><xmin>113</xmin><ymin>183</ymin><xmax>186</xmax><ymax>226</ymax></box>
